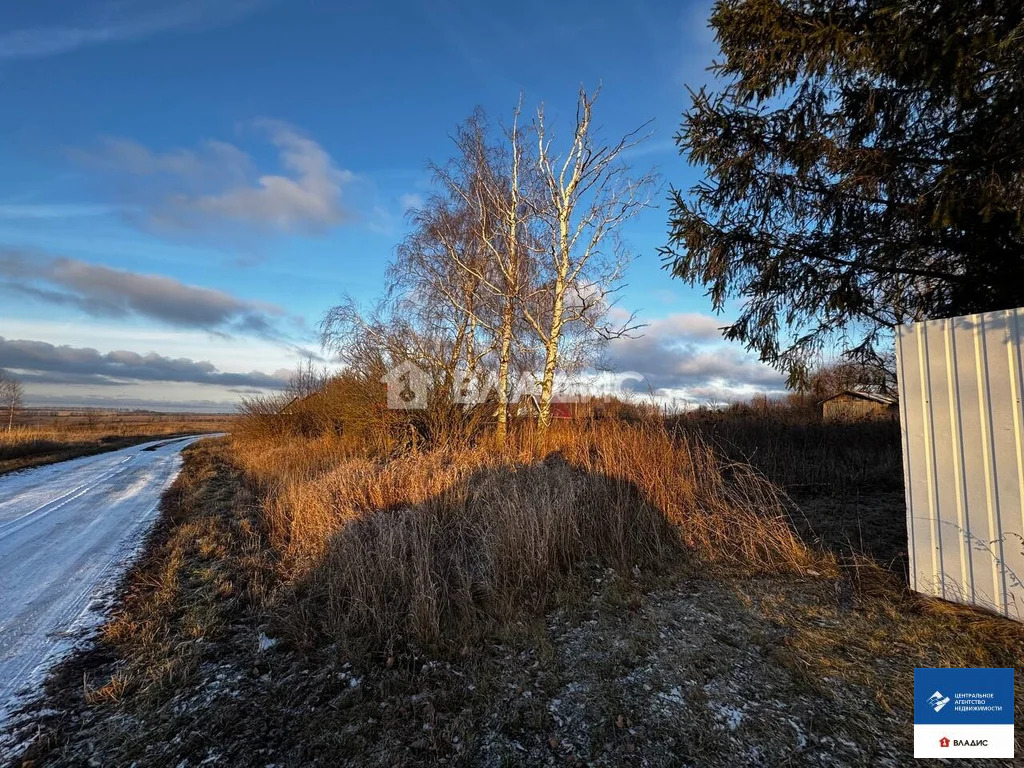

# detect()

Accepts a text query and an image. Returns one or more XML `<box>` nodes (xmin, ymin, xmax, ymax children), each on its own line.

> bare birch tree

<box><xmin>391</xmin><ymin>196</ymin><xmax>490</xmax><ymax>389</ymax></box>
<box><xmin>321</xmin><ymin>91</ymin><xmax>654</xmax><ymax>441</ymax></box>
<box><xmin>526</xmin><ymin>88</ymin><xmax>654</xmax><ymax>430</ymax></box>
<box><xmin>432</xmin><ymin>106</ymin><xmax>542</xmax><ymax>441</ymax></box>
<box><xmin>0</xmin><ymin>369</ymin><xmax>24</xmax><ymax>432</ymax></box>
<box><xmin>328</xmin><ymin>109</ymin><xmax>504</xmax><ymax>412</ymax></box>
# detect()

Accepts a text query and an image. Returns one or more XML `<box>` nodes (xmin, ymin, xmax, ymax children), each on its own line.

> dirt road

<box><xmin>0</xmin><ymin>436</ymin><xmax>208</xmax><ymax>729</ymax></box>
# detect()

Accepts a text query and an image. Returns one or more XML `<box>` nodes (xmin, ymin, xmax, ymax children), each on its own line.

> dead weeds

<box><xmin>6</xmin><ymin>423</ymin><xmax>1023</xmax><ymax>767</ymax></box>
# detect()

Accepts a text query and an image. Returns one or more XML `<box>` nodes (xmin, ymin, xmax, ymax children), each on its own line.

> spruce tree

<box><xmin>663</xmin><ymin>0</ymin><xmax>1024</xmax><ymax>384</ymax></box>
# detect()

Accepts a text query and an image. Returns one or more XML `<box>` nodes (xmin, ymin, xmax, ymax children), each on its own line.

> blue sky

<box><xmin>0</xmin><ymin>0</ymin><xmax>784</xmax><ymax>410</ymax></box>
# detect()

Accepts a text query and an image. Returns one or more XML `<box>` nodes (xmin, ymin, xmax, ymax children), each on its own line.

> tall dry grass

<box><xmin>668</xmin><ymin>402</ymin><xmax>903</xmax><ymax>495</ymax></box>
<box><xmin>231</xmin><ymin>419</ymin><xmax>829</xmax><ymax>652</ymax></box>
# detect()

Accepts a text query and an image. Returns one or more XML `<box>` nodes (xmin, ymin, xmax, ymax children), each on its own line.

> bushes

<box><xmin>235</xmin><ymin>375</ymin><xmax>402</xmax><ymax>451</ymax></box>
<box><xmin>236</xmin><ymin>372</ymin><xmax>493</xmax><ymax>456</ymax></box>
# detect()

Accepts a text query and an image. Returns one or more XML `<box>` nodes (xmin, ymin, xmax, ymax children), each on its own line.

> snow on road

<box><xmin>0</xmin><ymin>436</ymin><xmax>211</xmax><ymax>732</ymax></box>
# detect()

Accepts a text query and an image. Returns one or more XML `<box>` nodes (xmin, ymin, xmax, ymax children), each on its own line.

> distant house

<box><xmin>820</xmin><ymin>387</ymin><xmax>898</xmax><ymax>422</ymax></box>
<box><xmin>548</xmin><ymin>401</ymin><xmax>576</xmax><ymax>420</ymax></box>
<box><xmin>515</xmin><ymin>396</ymin><xmax>578</xmax><ymax>420</ymax></box>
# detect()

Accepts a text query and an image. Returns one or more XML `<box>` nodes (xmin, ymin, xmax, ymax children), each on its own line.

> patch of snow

<box><xmin>656</xmin><ymin>686</ymin><xmax>686</xmax><ymax>706</ymax></box>
<box><xmin>717</xmin><ymin>704</ymin><xmax>744</xmax><ymax>731</ymax></box>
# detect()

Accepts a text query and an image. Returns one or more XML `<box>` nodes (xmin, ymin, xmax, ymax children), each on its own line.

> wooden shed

<box><xmin>820</xmin><ymin>388</ymin><xmax>898</xmax><ymax>422</ymax></box>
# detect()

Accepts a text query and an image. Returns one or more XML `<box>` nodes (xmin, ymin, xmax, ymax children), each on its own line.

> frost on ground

<box><xmin>476</xmin><ymin>575</ymin><xmax>905</xmax><ymax>767</ymax></box>
<box><xmin>9</xmin><ymin>441</ymin><xmax>1019</xmax><ymax>767</ymax></box>
<box><xmin>9</xmin><ymin>571</ymin><xmax>950</xmax><ymax>767</ymax></box>
<box><xmin>0</xmin><ymin>437</ymin><xmax>205</xmax><ymax>760</ymax></box>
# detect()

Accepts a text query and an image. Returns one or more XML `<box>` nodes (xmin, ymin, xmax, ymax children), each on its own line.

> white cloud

<box><xmin>71</xmin><ymin>137</ymin><xmax>254</xmax><ymax>188</ymax></box>
<box><xmin>72</xmin><ymin>120</ymin><xmax>353</xmax><ymax>236</ymax></box>
<box><xmin>399</xmin><ymin>193</ymin><xmax>425</xmax><ymax>212</ymax></box>
<box><xmin>603</xmin><ymin>312</ymin><xmax>785</xmax><ymax>402</ymax></box>
<box><xmin>169</xmin><ymin>121</ymin><xmax>354</xmax><ymax>233</ymax></box>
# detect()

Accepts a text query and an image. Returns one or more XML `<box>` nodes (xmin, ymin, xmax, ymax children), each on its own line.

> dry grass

<box><xmin>80</xmin><ymin>437</ymin><xmax>275</xmax><ymax>701</ymax></box>
<box><xmin>16</xmin><ymin>410</ymin><xmax>1024</xmax><ymax>766</ymax></box>
<box><xmin>668</xmin><ymin>403</ymin><xmax>908</xmax><ymax>571</ymax></box>
<box><xmin>0</xmin><ymin>415</ymin><xmax>233</xmax><ymax>475</ymax></box>
<box><xmin>670</xmin><ymin>405</ymin><xmax>903</xmax><ymax>496</ymax></box>
<box><xmin>739</xmin><ymin>557</ymin><xmax>1024</xmax><ymax>743</ymax></box>
<box><xmin>231</xmin><ymin>420</ymin><xmax>829</xmax><ymax>653</ymax></box>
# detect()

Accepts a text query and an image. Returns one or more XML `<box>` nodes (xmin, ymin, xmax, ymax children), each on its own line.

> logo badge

<box><xmin>913</xmin><ymin>668</ymin><xmax>1014</xmax><ymax>759</ymax></box>
<box><xmin>928</xmin><ymin>691</ymin><xmax>950</xmax><ymax>712</ymax></box>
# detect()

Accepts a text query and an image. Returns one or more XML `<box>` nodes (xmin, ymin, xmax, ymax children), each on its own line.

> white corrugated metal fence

<box><xmin>896</xmin><ymin>308</ymin><xmax>1024</xmax><ymax>620</ymax></box>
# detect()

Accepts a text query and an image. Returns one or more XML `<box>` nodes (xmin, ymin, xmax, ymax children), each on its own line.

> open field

<box><xmin>0</xmin><ymin>410</ymin><xmax>234</xmax><ymax>476</ymax></box>
<box><xmin>7</xmin><ymin>408</ymin><xmax>1022</xmax><ymax>766</ymax></box>
<box><xmin>3</xmin><ymin>0</ymin><xmax>1021</xmax><ymax>764</ymax></box>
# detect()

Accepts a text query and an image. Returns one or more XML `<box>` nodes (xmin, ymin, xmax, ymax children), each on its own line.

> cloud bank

<box><xmin>0</xmin><ymin>337</ymin><xmax>289</xmax><ymax>390</ymax></box>
<box><xmin>0</xmin><ymin>251</ymin><xmax>289</xmax><ymax>339</ymax></box>
<box><xmin>604</xmin><ymin>312</ymin><xmax>785</xmax><ymax>403</ymax></box>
